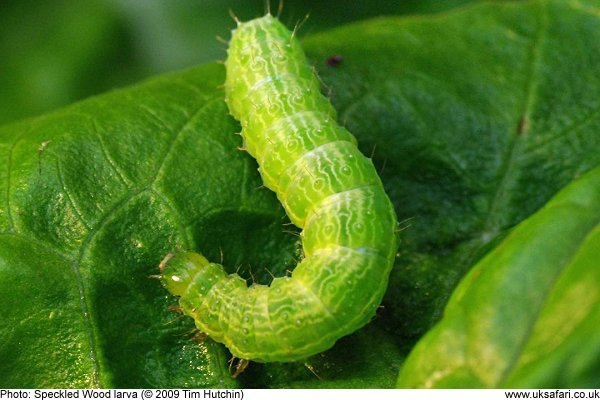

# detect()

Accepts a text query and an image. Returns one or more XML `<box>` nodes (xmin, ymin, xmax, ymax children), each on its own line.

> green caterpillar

<box><xmin>160</xmin><ymin>14</ymin><xmax>398</xmax><ymax>363</ymax></box>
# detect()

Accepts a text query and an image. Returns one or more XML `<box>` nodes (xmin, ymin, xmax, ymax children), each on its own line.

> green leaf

<box><xmin>0</xmin><ymin>65</ymin><xmax>248</xmax><ymax>388</ymax></box>
<box><xmin>1</xmin><ymin>0</ymin><xmax>600</xmax><ymax>388</ymax></box>
<box><xmin>397</xmin><ymin>165</ymin><xmax>600</xmax><ymax>388</ymax></box>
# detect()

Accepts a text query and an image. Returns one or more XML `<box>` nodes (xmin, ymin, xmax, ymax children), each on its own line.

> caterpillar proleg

<box><xmin>160</xmin><ymin>14</ymin><xmax>398</xmax><ymax>363</ymax></box>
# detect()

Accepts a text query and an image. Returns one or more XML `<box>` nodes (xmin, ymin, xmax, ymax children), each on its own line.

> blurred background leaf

<box><xmin>0</xmin><ymin>0</ymin><xmax>481</xmax><ymax>125</ymax></box>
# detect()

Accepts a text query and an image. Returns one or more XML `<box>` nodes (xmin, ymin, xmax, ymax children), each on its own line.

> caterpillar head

<box><xmin>160</xmin><ymin>252</ymin><xmax>210</xmax><ymax>296</ymax></box>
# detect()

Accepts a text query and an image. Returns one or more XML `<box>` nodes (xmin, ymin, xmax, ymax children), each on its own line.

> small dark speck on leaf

<box><xmin>326</xmin><ymin>54</ymin><xmax>343</xmax><ymax>67</ymax></box>
<box><xmin>517</xmin><ymin>116</ymin><xmax>529</xmax><ymax>135</ymax></box>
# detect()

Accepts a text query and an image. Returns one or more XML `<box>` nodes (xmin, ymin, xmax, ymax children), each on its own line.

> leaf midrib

<box><xmin>478</xmin><ymin>1</ymin><xmax>548</xmax><ymax>245</ymax></box>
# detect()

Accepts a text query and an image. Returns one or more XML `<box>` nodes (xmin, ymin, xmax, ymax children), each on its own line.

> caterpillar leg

<box><xmin>229</xmin><ymin>358</ymin><xmax>250</xmax><ymax>379</ymax></box>
<box><xmin>192</xmin><ymin>330</ymin><xmax>208</xmax><ymax>343</ymax></box>
<box><xmin>167</xmin><ymin>303</ymin><xmax>183</xmax><ymax>314</ymax></box>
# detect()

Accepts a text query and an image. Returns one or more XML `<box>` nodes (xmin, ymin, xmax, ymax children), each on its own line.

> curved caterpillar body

<box><xmin>161</xmin><ymin>14</ymin><xmax>398</xmax><ymax>362</ymax></box>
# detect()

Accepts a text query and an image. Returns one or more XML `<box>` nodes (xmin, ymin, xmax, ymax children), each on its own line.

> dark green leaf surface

<box><xmin>1</xmin><ymin>0</ymin><xmax>599</xmax><ymax>388</ymax></box>
<box><xmin>304</xmin><ymin>0</ymin><xmax>600</xmax><ymax>353</ymax></box>
<box><xmin>0</xmin><ymin>65</ymin><xmax>253</xmax><ymax>387</ymax></box>
<box><xmin>397</xmin><ymin>165</ymin><xmax>600</xmax><ymax>388</ymax></box>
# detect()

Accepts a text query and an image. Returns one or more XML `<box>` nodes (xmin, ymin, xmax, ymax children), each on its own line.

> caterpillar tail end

<box><xmin>159</xmin><ymin>251</ymin><xmax>211</xmax><ymax>297</ymax></box>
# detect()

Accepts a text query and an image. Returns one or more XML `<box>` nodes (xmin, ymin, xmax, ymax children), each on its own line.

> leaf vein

<box><xmin>64</xmin><ymin>98</ymin><xmax>220</xmax><ymax>385</ymax></box>
<box><xmin>4</xmin><ymin>140</ymin><xmax>17</xmax><ymax>232</ymax></box>
<box><xmin>56</xmin><ymin>160</ymin><xmax>93</xmax><ymax>232</ymax></box>
<box><xmin>3</xmin><ymin>128</ymin><xmax>31</xmax><ymax>233</ymax></box>
<box><xmin>526</xmin><ymin>103</ymin><xmax>600</xmax><ymax>151</ymax></box>
<box><xmin>478</xmin><ymin>3</ymin><xmax>549</xmax><ymax>242</ymax></box>
<box><xmin>148</xmin><ymin>188</ymin><xmax>194</xmax><ymax>249</ymax></box>
<box><xmin>92</xmin><ymin>121</ymin><xmax>133</xmax><ymax>187</ymax></box>
<box><xmin>148</xmin><ymin>97</ymin><xmax>222</xmax><ymax>187</ymax></box>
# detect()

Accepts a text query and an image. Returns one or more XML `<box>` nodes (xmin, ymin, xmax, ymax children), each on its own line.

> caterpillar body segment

<box><xmin>161</xmin><ymin>14</ymin><xmax>399</xmax><ymax>362</ymax></box>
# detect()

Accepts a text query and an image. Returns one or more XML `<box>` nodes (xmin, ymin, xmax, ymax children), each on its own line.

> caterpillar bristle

<box><xmin>292</xmin><ymin>12</ymin><xmax>310</xmax><ymax>38</ymax></box>
<box><xmin>158</xmin><ymin>253</ymin><xmax>174</xmax><ymax>272</ymax></box>
<box><xmin>216</xmin><ymin>35</ymin><xmax>229</xmax><ymax>45</ymax></box>
<box><xmin>228</xmin><ymin>8</ymin><xmax>241</xmax><ymax>25</ymax></box>
<box><xmin>304</xmin><ymin>363</ymin><xmax>322</xmax><ymax>380</ymax></box>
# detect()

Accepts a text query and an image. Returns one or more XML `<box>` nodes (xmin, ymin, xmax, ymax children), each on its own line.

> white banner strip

<box><xmin>0</xmin><ymin>389</ymin><xmax>598</xmax><ymax>400</ymax></box>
